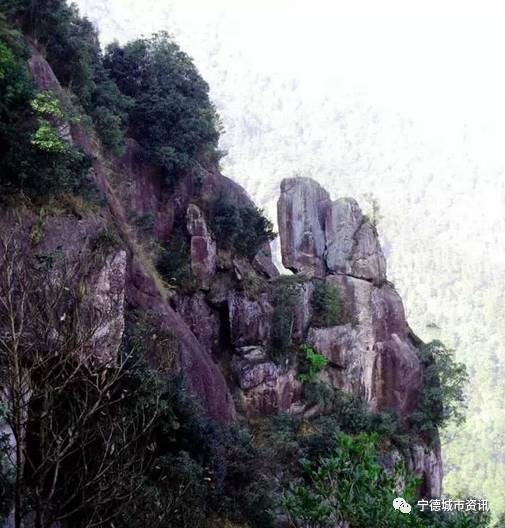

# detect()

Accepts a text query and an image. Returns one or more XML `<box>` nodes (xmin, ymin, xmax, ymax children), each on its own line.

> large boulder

<box><xmin>232</xmin><ymin>351</ymin><xmax>302</xmax><ymax>417</ymax></box>
<box><xmin>349</xmin><ymin>222</ymin><xmax>386</xmax><ymax>284</ymax></box>
<box><xmin>228</xmin><ymin>292</ymin><xmax>273</xmax><ymax>347</ymax></box>
<box><xmin>277</xmin><ymin>177</ymin><xmax>330</xmax><ymax>277</ymax></box>
<box><xmin>307</xmin><ymin>324</ymin><xmax>362</xmax><ymax>393</ymax></box>
<box><xmin>325</xmin><ymin>197</ymin><xmax>386</xmax><ymax>284</ymax></box>
<box><xmin>407</xmin><ymin>440</ymin><xmax>443</xmax><ymax>498</ymax></box>
<box><xmin>253</xmin><ymin>242</ymin><xmax>280</xmax><ymax>279</ymax></box>
<box><xmin>324</xmin><ymin>197</ymin><xmax>363</xmax><ymax>274</ymax></box>
<box><xmin>187</xmin><ymin>204</ymin><xmax>216</xmax><ymax>290</ymax></box>
<box><xmin>308</xmin><ymin>275</ymin><xmax>421</xmax><ymax>417</ymax></box>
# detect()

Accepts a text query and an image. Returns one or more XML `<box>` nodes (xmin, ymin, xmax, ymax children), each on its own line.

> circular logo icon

<box><xmin>393</xmin><ymin>497</ymin><xmax>411</xmax><ymax>514</ymax></box>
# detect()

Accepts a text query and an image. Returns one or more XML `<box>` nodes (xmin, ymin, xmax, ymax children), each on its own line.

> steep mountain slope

<box><xmin>0</xmin><ymin>2</ymin><xmax>495</xmax><ymax>526</ymax></box>
<box><xmin>74</xmin><ymin>0</ymin><xmax>505</xmax><ymax>515</ymax></box>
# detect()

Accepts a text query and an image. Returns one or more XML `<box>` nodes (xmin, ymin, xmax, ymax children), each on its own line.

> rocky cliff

<box><xmin>2</xmin><ymin>44</ymin><xmax>442</xmax><ymax>507</ymax></box>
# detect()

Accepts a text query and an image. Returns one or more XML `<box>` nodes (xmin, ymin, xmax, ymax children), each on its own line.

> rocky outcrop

<box><xmin>86</xmin><ymin>251</ymin><xmax>127</xmax><ymax>363</ymax></box>
<box><xmin>173</xmin><ymin>293</ymin><xmax>220</xmax><ymax>359</ymax></box>
<box><xmin>232</xmin><ymin>348</ymin><xmax>302</xmax><ymax>416</ymax></box>
<box><xmin>187</xmin><ymin>204</ymin><xmax>216</xmax><ymax>290</ymax></box>
<box><xmin>228</xmin><ymin>292</ymin><xmax>273</xmax><ymax>347</ymax></box>
<box><xmin>28</xmin><ymin>45</ymin><xmax>62</xmax><ymax>92</ymax></box>
<box><xmin>278</xmin><ymin>177</ymin><xmax>330</xmax><ymax>277</ymax></box>
<box><xmin>325</xmin><ymin>198</ymin><xmax>386</xmax><ymax>284</ymax></box>
<box><xmin>21</xmin><ymin>49</ymin><xmax>441</xmax><ymax>500</ymax></box>
<box><xmin>127</xmin><ymin>255</ymin><xmax>236</xmax><ymax>422</ymax></box>
<box><xmin>407</xmin><ymin>441</ymin><xmax>443</xmax><ymax>498</ymax></box>
<box><xmin>276</xmin><ymin>177</ymin><xmax>441</xmax><ymax>497</ymax></box>
<box><xmin>317</xmin><ymin>275</ymin><xmax>422</xmax><ymax>416</ymax></box>
<box><xmin>253</xmin><ymin>242</ymin><xmax>280</xmax><ymax>279</ymax></box>
<box><xmin>278</xmin><ymin>178</ymin><xmax>386</xmax><ymax>284</ymax></box>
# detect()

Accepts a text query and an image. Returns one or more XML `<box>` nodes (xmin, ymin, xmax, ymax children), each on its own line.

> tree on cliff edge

<box><xmin>0</xmin><ymin>236</ymin><xmax>166</xmax><ymax>528</ymax></box>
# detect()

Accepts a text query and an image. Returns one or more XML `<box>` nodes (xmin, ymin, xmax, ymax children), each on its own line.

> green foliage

<box><xmin>1</xmin><ymin>0</ymin><xmax>132</xmax><ymax>154</ymax></box>
<box><xmin>128</xmin><ymin>311</ymin><xmax>178</xmax><ymax>372</ymax></box>
<box><xmin>30</xmin><ymin>91</ymin><xmax>64</xmax><ymax>118</ymax></box>
<box><xmin>156</xmin><ymin>225</ymin><xmax>197</xmax><ymax>293</ymax></box>
<box><xmin>114</xmin><ymin>366</ymin><xmax>274</xmax><ymax>528</ymax></box>
<box><xmin>104</xmin><ymin>32</ymin><xmax>220</xmax><ymax>174</ymax></box>
<box><xmin>30</xmin><ymin>119</ymin><xmax>66</xmax><ymax>152</ymax></box>
<box><xmin>410</xmin><ymin>340</ymin><xmax>469</xmax><ymax>434</ymax></box>
<box><xmin>281</xmin><ymin>431</ymin><xmax>491</xmax><ymax>528</ymax></box>
<box><xmin>282</xmin><ymin>432</ymin><xmax>420</xmax><ymax>528</ymax></box>
<box><xmin>132</xmin><ymin>212</ymin><xmax>155</xmax><ymax>232</ymax></box>
<box><xmin>298</xmin><ymin>344</ymin><xmax>328</xmax><ymax>384</ymax></box>
<box><xmin>311</xmin><ymin>281</ymin><xmax>343</xmax><ymax>327</ymax></box>
<box><xmin>421</xmin><ymin>508</ymin><xmax>491</xmax><ymax>528</ymax></box>
<box><xmin>209</xmin><ymin>200</ymin><xmax>275</xmax><ymax>259</ymax></box>
<box><xmin>0</xmin><ymin>20</ymin><xmax>92</xmax><ymax>202</ymax></box>
<box><xmin>91</xmin><ymin>226</ymin><xmax>122</xmax><ymax>255</ymax></box>
<box><xmin>302</xmin><ymin>383</ymin><xmax>401</xmax><ymax>439</ymax></box>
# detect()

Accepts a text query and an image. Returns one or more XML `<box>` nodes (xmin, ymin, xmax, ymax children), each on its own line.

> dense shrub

<box><xmin>104</xmin><ymin>32</ymin><xmax>221</xmax><ymax>175</ymax></box>
<box><xmin>281</xmin><ymin>432</ymin><xmax>491</xmax><ymax>528</ymax></box>
<box><xmin>311</xmin><ymin>281</ymin><xmax>343</xmax><ymax>327</ymax></box>
<box><xmin>155</xmin><ymin>225</ymin><xmax>196</xmax><ymax>293</ymax></box>
<box><xmin>0</xmin><ymin>0</ymin><xmax>131</xmax><ymax>154</ymax></box>
<box><xmin>281</xmin><ymin>433</ymin><xmax>417</xmax><ymax>528</ymax></box>
<box><xmin>0</xmin><ymin>24</ymin><xmax>91</xmax><ymax>202</ymax></box>
<box><xmin>209</xmin><ymin>200</ymin><xmax>275</xmax><ymax>259</ymax></box>
<box><xmin>298</xmin><ymin>344</ymin><xmax>328</xmax><ymax>384</ymax></box>
<box><xmin>410</xmin><ymin>340</ymin><xmax>468</xmax><ymax>434</ymax></box>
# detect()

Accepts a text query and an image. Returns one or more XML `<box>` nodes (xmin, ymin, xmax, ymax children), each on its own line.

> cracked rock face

<box><xmin>325</xmin><ymin>198</ymin><xmax>386</xmax><ymax>284</ymax></box>
<box><xmin>277</xmin><ymin>177</ymin><xmax>386</xmax><ymax>284</ymax></box>
<box><xmin>228</xmin><ymin>292</ymin><xmax>273</xmax><ymax>347</ymax></box>
<box><xmin>187</xmin><ymin>204</ymin><xmax>216</xmax><ymax>290</ymax></box>
<box><xmin>232</xmin><ymin>354</ymin><xmax>302</xmax><ymax>416</ymax></box>
<box><xmin>86</xmin><ymin>250</ymin><xmax>127</xmax><ymax>363</ymax></box>
<box><xmin>173</xmin><ymin>293</ymin><xmax>220</xmax><ymax>359</ymax></box>
<box><xmin>408</xmin><ymin>441</ymin><xmax>443</xmax><ymax>498</ymax></box>
<box><xmin>324</xmin><ymin>197</ymin><xmax>363</xmax><ymax>274</ymax></box>
<box><xmin>320</xmin><ymin>275</ymin><xmax>421</xmax><ymax>417</ymax></box>
<box><xmin>277</xmin><ymin>177</ymin><xmax>330</xmax><ymax>277</ymax></box>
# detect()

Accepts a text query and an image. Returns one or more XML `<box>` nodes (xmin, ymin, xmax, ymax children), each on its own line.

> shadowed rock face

<box><xmin>187</xmin><ymin>204</ymin><xmax>217</xmax><ymax>290</ymax></box>
<box><xmin>228</xmin><ymin>292</ymin><xmax>273</xmax><ymax>348</ymax></box>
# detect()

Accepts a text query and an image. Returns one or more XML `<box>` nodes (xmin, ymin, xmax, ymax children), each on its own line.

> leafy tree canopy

<box><xmin>104</xmin><ymin>32</ymin><xmax>221</xmax><ymax>174</ymax></box>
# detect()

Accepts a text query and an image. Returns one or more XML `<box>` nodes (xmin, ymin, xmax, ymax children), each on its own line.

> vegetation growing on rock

<box><xmin>0</xmin><ymin>0</ymin><xmax>494</xmax><ymax>526</ymax></box>
<box><xmin>311</xmin><ymin>281</ymin><xmax>343</xmax><ymax>327</ymax></box>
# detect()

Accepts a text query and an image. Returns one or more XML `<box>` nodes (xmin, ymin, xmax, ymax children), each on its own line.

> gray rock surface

<box><xmin>277</xmin><ymin>177</ymin><xmax>329</xmax><ymax>277</ymax></box>
<box><xmin>228</xmin><ymin>292</ymin><xmax>273</xmax><ymax>347</ymax></box>
<box><xmin>320</xmin><ymin>275</ymin><xmax>421</xmax><ymax>417</ymax></box>
<box><xmin>186</xmin><ymin>204</ymin><xmax>217</xmax><ymax>290</ymax></box>
<box><xmin>324</xmin><ymin>197</ymin><xmax>363</xmax><ymax>274</ymax></box>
